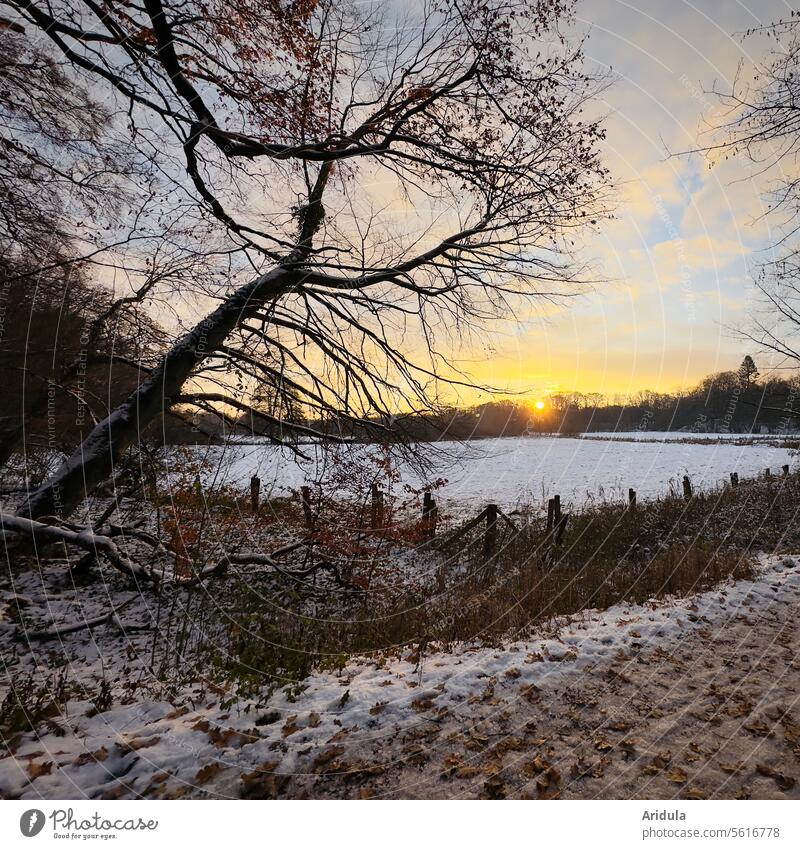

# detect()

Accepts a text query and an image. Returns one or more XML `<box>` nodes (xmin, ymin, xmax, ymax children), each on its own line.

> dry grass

<box><xmin>175</xmin><ymin>471</ymin><xmax>800</xmax><ymax>696</ymax></box>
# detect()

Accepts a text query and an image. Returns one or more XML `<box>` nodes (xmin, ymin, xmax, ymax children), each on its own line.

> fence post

<box><xmin>250</xmin><ymin>475</ymin><xmax>261</xmax><ymax>514</ymax></box>
<box><xmin>300</xmin><ymin>485</ymin><xmax>313</xmax><ymax>530</ymax></box>
<box><xmin>765</xmin><ymin>467</ymin><xmax>772</xmax><ymax>479</ymax></box>
<box><xmin>554</xmin><ymin>494</ymin><xmax>562</xmax><ymax>521</ymax></box>
<box><xmin>422</xmin><ymin>491</ymin><xmax>438</xmax><ymax>540</ymax></box>
<box><xmin>628</xmin><ymin>488</ymin><xmax>636</xmax><ymax>510</ymax></box>
<box><xmin>730</xmin><ymin>472</ymin><xmax>739</xmax><ymax>487</ymax></box>
<box><xmin>546</xmin><ymin>498</ymin><xmax>555</xmax><ymax>532</ymax></box>
<box><xmin>682</xmin><ymin>475</ymin><xmax>692</xmax><ymax>500</ymax></box>
<box><xmin>783</xmin><ymin>464</ymin><xmax>790</xmax><ymax>476</ymax></box>
<box><xmin>371</xmin><ymin>483</ymin><xmax>384</xmax><ymax>530</ymax></box>
<box><xmin>554</xmin><ymin>512</ymin><xmax>570</xmax><ymax>545</ymax></box>
<box><xmin>483</xmin><ymin>503</ymin><xmax>498</xmax><ymax>559</ymax></box>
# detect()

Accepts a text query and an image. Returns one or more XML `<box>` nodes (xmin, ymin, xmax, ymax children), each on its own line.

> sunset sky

<box><xmin>469</xmin><ymin>0</ymin><xmax>791</xmax><ymax>401</ymax></box>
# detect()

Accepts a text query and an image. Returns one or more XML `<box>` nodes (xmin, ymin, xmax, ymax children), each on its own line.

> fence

<box><xmin>244</xmin><ymin>463</ymin><xmax>792</xmax><ymax>558</ymax></box>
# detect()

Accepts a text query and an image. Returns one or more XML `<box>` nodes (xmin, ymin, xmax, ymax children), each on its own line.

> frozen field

<box><xmin>185</xmin><ymin>434</ymin><xmax>797</xmax><ymax>515</ymax></box>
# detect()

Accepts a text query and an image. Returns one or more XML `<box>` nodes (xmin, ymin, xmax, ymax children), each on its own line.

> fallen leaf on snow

<box><xmin>27</xmin><ymin>761</ymin><xmax>52</xmax><ymax>779</ymax></box>
<box><xmin>195</xmin><ymin>762</ymin><xmax>223</xmax><ymax>785</ymax></box>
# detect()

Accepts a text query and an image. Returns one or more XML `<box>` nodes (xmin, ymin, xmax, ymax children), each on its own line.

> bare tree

<box><xmin>3</xmin><ymin>0</ymin><xmax>611</xmax><ymax>522</ymax></box>
<box><xmin>703</xmin><ymin>17</ymin><xmax>800</xmax><ymax>391</ymax></box>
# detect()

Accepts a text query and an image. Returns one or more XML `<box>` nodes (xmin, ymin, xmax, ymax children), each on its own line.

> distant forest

<box><xmin>8</xmin><ymin>352</ymin><xmax>800</xmax><ymax>453</ymax></box>
<box><xmin>234</xmin><ymin>356</ymin><xmax>800</xmax><ymax>443</ymax></box>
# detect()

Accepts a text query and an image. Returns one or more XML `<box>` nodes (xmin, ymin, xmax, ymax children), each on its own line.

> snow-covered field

<box><xmin>186</xmin><ymin>434</ymin><xmax>797</xmax><ymax>515</ymax></box>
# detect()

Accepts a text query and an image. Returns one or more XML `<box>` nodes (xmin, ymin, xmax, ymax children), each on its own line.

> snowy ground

<box><xmin>185</xmin><ymin>435</ymin><xmax>797</xmax><ymax>515</ymax></box>
<box><xmin>2</xmin><ymin>555</ymin><xmax>799</xmax><ymax>799</ymax></box>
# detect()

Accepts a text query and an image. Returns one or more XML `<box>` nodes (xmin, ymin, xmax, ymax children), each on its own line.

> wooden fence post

<box><xmin>422</xmin><ymin>491</ymin><xmax>438</xmax><ymax>540</ymax></box>
<box><xmin>765</xmin><ymin>468</ymin><xmax>772</xmax><ymax>479</ymax></box>
<box><xmin>682</xmin><ymin>475</ymin><xmax>692</xmax><ymax>500</ymax></box>
<box><xmin>546</xmin><ymin>498</ymin><xmax>555</xmax><ymax>532</ymax></box>
<box><xmin>554</xmin><ymin>494</ymin><xmax>562</xmax><ymax>521</ymax></box>
<box><xmin>730</xmin><ymin>472</ymin><xmax>739</xmax><ymax>487</ymax></box>
<box><xmin>554</xmin><ymin>512</ymin><xmax>570</xmax><ymax>545</ymax></box>
<box><xmin>783</xmin><ymin>464</ymin><xmax>790</xmax><ymax>476</ymax></box>
<box><xmin>483</xmin><ymin>503</ymin><xmax>498</xmax><ymax>558</ymax></box>
<box><xmin>628</xmin><ymin>488</ymin><xmax>636</xmax><ymax>510</ymax></box>
<box><xmin>371</xmin><ymin>483</ymin><xmax>384</xmax><ymax>530</ymax></box>
<box><xmin>250</xmin><ymin>475</ymin><xmax>261</xmax><ymax>514</ymax></box>
<box><xmin>300</xmin><ymin>485</ymin><xmax>313</xmax><ymax>530</ymax></box>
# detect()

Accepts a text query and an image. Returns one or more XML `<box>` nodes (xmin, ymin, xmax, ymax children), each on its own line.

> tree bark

<box><xmin>17</xmin><ymin>267</ymin><xmax>294</xmax><ymax>519</ymax></box>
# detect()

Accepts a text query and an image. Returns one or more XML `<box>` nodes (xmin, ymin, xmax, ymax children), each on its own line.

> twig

<box><xmin>24</xmin><ymin>596</ymin><xmax>141</xmax><ymax>641</ymax></box>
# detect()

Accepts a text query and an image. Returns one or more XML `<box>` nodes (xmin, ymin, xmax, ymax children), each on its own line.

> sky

<box><xmin>468</xmin><ymin>0</ymin><xmax>794</xmax><ymax>401</ymax></box>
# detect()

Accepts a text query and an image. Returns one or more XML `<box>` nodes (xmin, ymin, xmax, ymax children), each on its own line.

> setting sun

<box><xmin>534</xmin><ymin>400</ymin><xmax>545</xmax><ymax>410</ymax></box>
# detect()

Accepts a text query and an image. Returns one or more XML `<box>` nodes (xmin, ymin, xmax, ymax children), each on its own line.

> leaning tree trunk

<box><xmin>17</xmin><ymin>267</ymin><xmax>294</xmax><ymax>520</ymax></box>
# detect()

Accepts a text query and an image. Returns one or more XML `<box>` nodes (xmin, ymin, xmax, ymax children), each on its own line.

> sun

<box><xmin>534</xmin><ymin>400</ymin><xmax>545</xmax><ymax>410</ymax></box>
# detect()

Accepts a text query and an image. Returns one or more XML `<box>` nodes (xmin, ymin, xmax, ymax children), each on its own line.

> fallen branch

<box><xmin>184</xmin><ymin>540</ymin><xmax>363</xmax><ymax>593</ymax></box>
<box><xmin>0</xmin><ymin>512</ymin><xmax>157</xmax><ymax>583</ymax></box>
<box><xmin>24</xmin><ymin>596</ymin><xmax>143</xmax><ymax>641</ymax></box>
<box><xmin>1</xmin><ymin>511</ymin><xmax>360</xmax><ymax>598</ymax></box>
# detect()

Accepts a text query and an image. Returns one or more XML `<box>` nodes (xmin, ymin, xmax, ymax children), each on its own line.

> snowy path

<box><xmin>2</xmin><ymin>558</ymin><xmax>799</xmax><ymax>799</ymax></box>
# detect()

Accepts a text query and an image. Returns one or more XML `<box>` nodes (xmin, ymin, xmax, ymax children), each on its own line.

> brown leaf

<box><xmin>281</xmin><ymin>716</ymin><xmax>300</xmax><ymax>737</ymax></box>
<box><xmin>208</xmin><ymin>727</ymin><xmax>239</xmax><ymax>748</ymax></box>
<box><xmin>682</xmin><ymin>787</ymin><xmax>708</xmax><ymax>799</ymax></box>
<box><xmin>666</xmin><ymin>767</ymin><xmax>688</xmax><ymax>783</ymax></box>
<box><xmin>27</xmin><ymin>760</ymin><xmax>52</xmax><ymax>779</ymax></box>
<box><xmin>195</xmin><ymin>762</ymin><xmax>222</xmax><ymax>785</ymax></box>
<box><xmin>756</xmin><ymin>763</ymin><xmax>796</xmax><ymax>791</ymax></box>
<box><xmin>164</xmin><ymin>706</ymin><xmax>190</xmax><ymax>720</ymax></box>
<box><xmin>313</xmin><ymin>746</ymin><xmax>346</xmax><ymax>773</ymax></box>
<box><xmin>126</xmin><ymin>735</ymin><xmax>161</xmax><ymax>751</ymax></box>
<box><xmin>440</xmin><ymin>753</ymin><xmax>464</xmax><ymax>778</ymax></box>
<box><xmin>73</xmin><ymin>746</ymin><xmax>108</xmax><ymax>766</ymax></box>
<box><xmin>743</xmin><ymin>719</ymin><xmax>773</xmax><ymax>737</ymax></box>
<box><xmin>494</xmin><ymin>736</ymin><xmax>524</xmax><ymax>756</ymax></box>
<box><xmin>536</xmin><ymin>767</ymin><xmax>562</xmax><ymax>799</ymax></box>
<box><xmin>411</xmin><ymin>695</ymin><xmax>436</xmax><ymax>712</ymax></box>
<box><xmin>456</xmin><ymin>766</ymin><xmax>481</xmax><ymax>779</ymax></box>
<box><xmin>594</xmin><ymin>736</ymin><xmax>613</xmax><ymax>752</ymax></box>
<box><xmin>484</xmin><ymin>774</ymin><xmax>507</xmax><ymax>799</ymax></box>
<box><xmin>523</xmin><ymin>755</ymin><xmax>551</xmax><ymax>778</ymax></box>
<box><xmin>642</xmin><ymin>750</ymin><xmax>672</xmax><ymax>776</ymax></box>
<box><xmin>465</xmin><ymin>733</ymin><xmax>489</xmax><ymax>752</ymax></box>
<box><xmin>240</xmin><ymin>761</ymin><xmax>285</xmax><ymax>799</ymax></box>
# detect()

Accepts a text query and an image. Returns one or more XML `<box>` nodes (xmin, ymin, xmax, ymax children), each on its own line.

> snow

<box><xmin>182</xmin><ymin>434</ymin><xmax>797</xmax><ymax>515</ymax></box>
<box><xmin>2</xmin><ymin>555</ymin><xmax>799</xmax><ymax>799</ymax></box>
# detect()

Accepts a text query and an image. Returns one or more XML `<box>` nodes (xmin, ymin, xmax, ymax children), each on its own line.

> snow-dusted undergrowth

<box><xmin>2</xmin><ymin>554</ymin><xmax>798</xmax><ymax>799</ymax></box>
